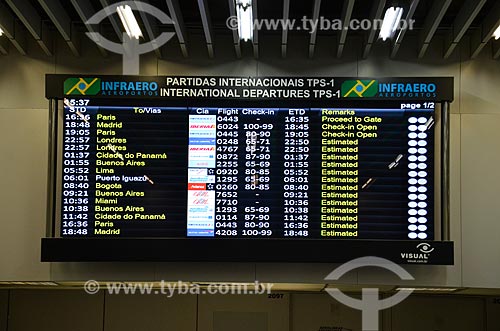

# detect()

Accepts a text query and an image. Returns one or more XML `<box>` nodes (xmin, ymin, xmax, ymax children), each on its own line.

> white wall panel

<box><xmin>390</xmin><ymin>296</ymin><xmax>485</xmax><ymax>331</ymax></box>
<box><xmin>8</xmin><ymin>289</ymin><xmax>104</xmax><ymax>331</ymax></box>
<box><xmin>291</xmin><ymin>293</ymin><xmax>363</xmax><ymax>331</ymax></box>
<box><xmin>198</xmin><ymin>294</ymin><xmax>289</xmax><ymax>331</ymax></box>
<box><xmin>0</xmin><ymin>109</ymin><xmax>50</xmax><ymax>280</ymax></box>
<box><xmin>104</xmin><ymin>293</ymin><xmax>197</xmax><ymax>331</ymax></box>
<box><xmin>461</xmin><ymin>114</ymin><xmax>500</xmax><ymax>288</ymax></box>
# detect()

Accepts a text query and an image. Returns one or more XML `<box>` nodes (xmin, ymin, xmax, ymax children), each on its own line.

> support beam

<box><xmin>137</xmin><ymin>0</ymin><xmax>164</xmax><ymax>58</ymax></box>
<box><xmin>308</xmin><ymin>0</ymin><xmax>322</xmax><ymax>58</ymax></box>
<box><xmin>166</xmin><ymin>0</ymin><xmax>188</xmax><ymax>57</ymax></box>
<box><xmin>70</xmin><ymin>0</ymin><xmax>107</xmax><ymax>57</ymax></box>
<box><xmin>38</xmin><ymin>0</ymin><xmax>80</xmax><ymax>56</ymax></box>
<box><xmin>228</xmin><ymin>0</ymin><xmax>241</xmax><ymax>58</ymax></box>
<box><xmin>337</xmin><ymin>0</ymin><xmax>355</xmax><ymax>58</ymax></box>
<box><xmin>197</xmin><ymin>0</ymin><xmax>215</xmax><ymax>58</ymax></box>
<box><xmin>390</xmin><ymin>0</ymin><xmax>419</xmax><ymax>58</ymax></box>
<box><xmin>444</xmin><ymin>0</ymin><xmax>487</xmax><ymax>59</ymax></box>
<box><xmin>494</xmin><ymin>42</ymin><xmax>500</xmax><ymax>60</ymax></box>
<box><xmin>5</xmin><ymin>0</ymin><xmax>52</xmax><ymax>55</ymax></box>
<box><xmin>0</xmin><ymin>36</ymin><xmax>8</xmax><ymax>55</ymax></box>
<box><xmin>0</xmin><ymin>3</ymin><xmax>27</xmax><ymax>55</ymax></box>
<box><xmin>281</xmin><ymin>0</ymin><xmax>290</xmax><ymax>58</ymax></box>
<box><xmin>252</xmin><ymin>0</ymin><xmax>258</xmax><ymax>58</ymax></box>
<box><xmin>418</xmin><ymin>0</ymin><xmax>452</xmax><ymax>58</ymax></box>
<box><xmin>99</xmin><ymin>0</ymin><xmax>124</xmax><ymax>42</ymax></box>
<box><xmin>0</xmin><ymin>3</ymin><xmax>14</xmax><ymax>54</ymax></box>
<box><xmin>470</xmin><ymin>1</ymin><xmax>500</xmax><ymax>59</ymax></box>
<box><xmin>362</xmin><ymin>0</ymin><xmax>385</xmax><ymax>59</ymax></box>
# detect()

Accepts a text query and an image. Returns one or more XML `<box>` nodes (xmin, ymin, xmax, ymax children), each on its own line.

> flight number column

<box><xmin>214</xmin><ymin>108</ymin><xmax>240</xmax><ymax>236</ymax></box>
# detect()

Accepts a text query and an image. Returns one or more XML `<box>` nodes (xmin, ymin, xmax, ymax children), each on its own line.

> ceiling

<box><xmin>0</xmin><ymin>0</ymin><xmax>499</xmax><ymax>59</ymax></box>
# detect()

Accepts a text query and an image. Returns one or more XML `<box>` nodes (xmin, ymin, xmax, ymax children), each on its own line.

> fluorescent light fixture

<box><xmin>116</xmin><ymin>5</ymin><xmax>143</xmax><ymax>39</ymax></box>
<box><xmin>0</xmin><ymin>28</ymin><xmax>3</xmax><ymax>37</ymax></box>
<box><xmin>236</xmin><ymin>0</ymin><xmax>253</xmax><ymax>41</ymax></box>
<box><xmin>0</xmin><ymin>281</ymin><xmax>59</xmax><ymax>286</ymax></box>
<box><xmin>396</xmin><ymin>287</ymin><xmax>459</xmax><ymax>292</ymax></box>
<box><xmin>268</xmin><ymin>283</ymin><xmax>326</xmax><ymax>292</ymax></box>
<box><xmin>379</xmin><ymin>7</ymin><xmax>404</xmax><ymax>41</ymax></box>
<box><xmin>493</xmin><ymin>24</ymin><xmax>500</xmax><ymax>40</ymax></box>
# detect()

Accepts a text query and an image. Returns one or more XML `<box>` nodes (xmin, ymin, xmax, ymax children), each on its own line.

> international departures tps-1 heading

<box><xmin>46</xmin><ymin>75</ymin><xmax>454</xmax><ymax>102</ymax></box>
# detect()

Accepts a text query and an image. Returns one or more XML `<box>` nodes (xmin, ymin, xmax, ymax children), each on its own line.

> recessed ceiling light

<box><xmin>379</xmin><ymin>7</ymin><xmax>404</xmax><ymax>41</ymax></box>
<box><xmin>493</xmin><ymin>24</ymin><xmax>500</xmax><ymax>40</ymax></box>
<box><xmin>235</xmin><ymin>0</ymin><xmax>253</xmax><ymax>41</ymax></box>
<box><xmin>116</xmin><ymin>5</ymin><xmax>143</xmax><ymax>39</ymax></box>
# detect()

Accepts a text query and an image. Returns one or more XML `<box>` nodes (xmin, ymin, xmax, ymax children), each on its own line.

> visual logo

<box><xmin>341</xmin><ymin>79</ymin><xmax>378</xmax><ymax>98</ymax></box>
<box><xmin>416</xmin><ymin>243</ymin><xmax>434</xmax><ymax>253</ymax></box>
<box><xmin>64</xmin><ymin>78</ymin><xmax>101</xmax><ymax>95</ymax></box>
<box><xmin>400</xmin><ymin>243</ymin><xmax>434</xmax><ymax>263</ymax></box>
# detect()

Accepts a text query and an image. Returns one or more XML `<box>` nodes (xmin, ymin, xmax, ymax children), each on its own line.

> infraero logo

<box><xmin>341</xmin><ymin>79</ymin><xmax>378</xmax><ymax>98</ymax></box>
<box><xmin>64</xmin><ymin>78</ymin><xmax>101</xmax><ymax>95</ymax></box>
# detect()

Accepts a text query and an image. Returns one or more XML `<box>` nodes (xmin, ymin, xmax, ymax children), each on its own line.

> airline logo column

<box><xmin>187</xmin><ymin>114</ymin><xmax>217</xmax><ymax>236</ymax></box>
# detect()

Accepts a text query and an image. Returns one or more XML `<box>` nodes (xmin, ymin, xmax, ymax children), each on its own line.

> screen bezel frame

<box><xmin>43</xmin><ymin>74</ymin><xmax>454</xmax><ymax>264</ymax></box>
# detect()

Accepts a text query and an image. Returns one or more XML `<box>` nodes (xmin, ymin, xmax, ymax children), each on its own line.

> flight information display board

<box><xmin>43</xmin><ymin>75</ymin><xmax>456</xmax><ymax>264</ymax></box>
<box><xmin>61</xmin><ymin>100</ymin><xmax>435</xmax><ymax>240</ymax></box>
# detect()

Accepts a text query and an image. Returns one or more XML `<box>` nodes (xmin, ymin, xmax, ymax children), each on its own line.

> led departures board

<box><xmin>44</xmin><ymin>75</ymin><xmax>455</xmax><ymax>264</ymax></box>
<box><xmin>62</xmin><ymin>102</ymin><xmax>434</xmax><ymax>240</ymax></box>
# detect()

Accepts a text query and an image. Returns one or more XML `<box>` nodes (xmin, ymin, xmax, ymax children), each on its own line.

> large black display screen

<box><xmin>61</xmin><ymin>100</ymin><xmax>435</xmax><ymax>240</ymax></box>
